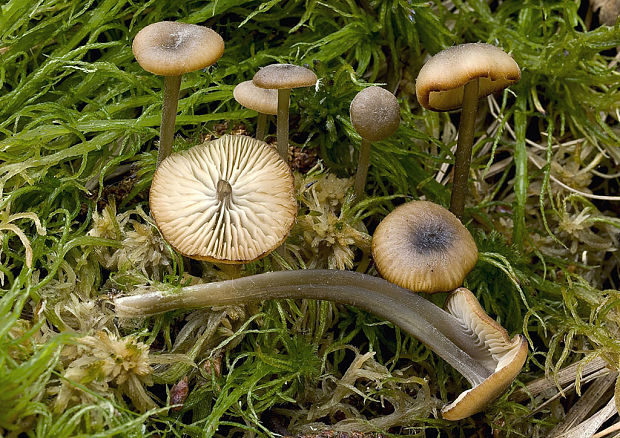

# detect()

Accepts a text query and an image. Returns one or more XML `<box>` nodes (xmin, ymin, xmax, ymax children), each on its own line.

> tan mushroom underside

<box><xmin>371</xmin><ymin>201</ymin><xmax>478</xmax><ymax>293</ymax></box>
<box><xmin>150</xmin><ymin>135</ymin><xmax>296</xmax><ymax>263</ymax></box>
<box><xmin>441</xmin><ymin>288</ymin><xmax>528</xmax><ymax>420</ymax></box>
<box><xmin>233</xmin><ymin>80</ymin><xmax>278</xmax><ymax>115</ymax></box>
<box><xmin>132</xmin><ymin>21</ymin><xmax>224</xmax><ymax>76</ymax></box>
<box><xmin>416</xmin><ymin>43</ymin><xmax>521</xmax><ymax>111</ymax></box>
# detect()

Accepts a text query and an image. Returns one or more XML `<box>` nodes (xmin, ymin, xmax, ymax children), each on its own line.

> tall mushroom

<box><xmin>114</xmin><ymin>270</ymin><xmax>527</xmax><ymax>420</ymax></box>
<box><xmin>132</xmin><ymin>21</ymin><xmax>225</xmax><ymax>165</ymax></box>
<box><xmin>349</xmin><ymin>86</ymin><xmax>400</xmax><ymax>202</ymax></box>
<box><xmin>371</xmin><ymin>200</ymin><xmax>478</xmax><ymax>293</ymax></box>
<box><xmin>252</xmin><ymin>64</ymin><xmax>317</xmax><ymax>161</ymax></box>
<box><xmin>149</xmin><ymin>134</ymin><xmax>296</xmax><ymax>265</ymax></box>
<box><xmin>415</xmin><ymin>43</ymin><xmax>520</xmax><ymax>219</ymax></box>
<box><xmin>233</xmin><ymin>80</ymin><xmax>278</xmax><ymax>141</ymax></box>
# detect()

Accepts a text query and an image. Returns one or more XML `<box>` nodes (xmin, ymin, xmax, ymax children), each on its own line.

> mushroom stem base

<box><xmin>450</xmin><ymin>79</ymin><xmax>479</xmax><ymax>219</ymax></box>
<box><xmin>158</xmin><ymin>75</ymin><xmax>182</xmax><ymax>165</ymax></box>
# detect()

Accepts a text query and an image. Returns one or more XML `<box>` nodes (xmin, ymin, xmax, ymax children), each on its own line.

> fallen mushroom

<box><xmin>371</xmin><ymin>200</ymin><xmax>478</xmax><ymax>293</ymax></box>
<box><xmin>149</xmin><ymin>134</ymin><xmax>296</xmax><ymax>264</ymax></box>
<box><xmin>233</xmin><ymin>80</ymin><xmax>278</xmax><ymax>141</ymax></box>
<box><xmin>132</xmin><ymin>21</ymin><xmax>225</xmax><ymax>165</ymax></box>
<box><xmin>349</xmin><ymin>86</ymin><xmax>400</xmax><ymax>202</ymax></box>
<box><xmin>415</xmin><ymin>43</ymin><xmax>520</xmax><ymax>219</ymax></box>
<box><xmin>252</xmin><ymin>63</ymin><xmax>317</xmax><ymax>161</ymax></box>
<box><xmin>114</xmin><ymin>269</ymin><xmax>527</xmax><ymax>420</ymax></box>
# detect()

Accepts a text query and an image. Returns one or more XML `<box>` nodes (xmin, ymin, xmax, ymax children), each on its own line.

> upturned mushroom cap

<box><xmin>441</xmin><ymin>287</ymin><xmax>528</xmax><ymax>420</ymax></box>
<box><xmin>416</xmin><ymin>43</ymin><xmax>521</xmax><ymax>111</ymax></box>
<box><xmin>132</xmin><ymin>21</ymin><xmax>224</xmax><ymax>76</ymax></box>
<box><xmin>233</xmin><ymin>80</ymin><xmax>278</xmax><ymax>115</ymax></box>
<box><xmin>150</xmin><ymin>134</ymin><xmax>296</xmax><ymax>263</ymax></box>
<box><xmin>371</xmin><ymin>200</ymin><xmax>478</xmax><ymax>293</ymax></box>
<box><xmin>350</xmin><ymin>86</ymin><xmax>400</xmax><ymax>142</ymax></box>
<box><xmin>252</xmin><ymin>63</ymin><xmax>317</xmax><ymax>90</ymax></box>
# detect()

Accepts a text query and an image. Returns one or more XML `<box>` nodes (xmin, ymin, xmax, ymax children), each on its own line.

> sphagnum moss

<box><xmin>1</xmin><ymin>0</ymin><xmax>619</xmax><ymax>436</ymax></box>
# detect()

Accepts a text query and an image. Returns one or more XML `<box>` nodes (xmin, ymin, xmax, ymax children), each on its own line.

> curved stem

<box><xmin>276</xmin><ymin>89</ymin><xmax>291</xmax><ymax>161</ymax></box>
<box><xmin>450</xmin><ymin>79</ymin><xmax>479</xmax><ymax>219</ymax></box>
<box><xmin>158</xmin><ymin>75</ymin><xmax>182</xmax><ymax>165</ymax></box>
<box><xmin>256</xmin><ymin>113</ymin><xmax>267</xmax><ymax>141</ymax></box>
<box><xmin>353</xmin><ymin>138</ymin><xmax>371</xmax><ymax>202</ymax></box>
<box><xmin>115</xmin><ymin>269</ymin><xmax>493</xmax><ymax>386</ymax></box>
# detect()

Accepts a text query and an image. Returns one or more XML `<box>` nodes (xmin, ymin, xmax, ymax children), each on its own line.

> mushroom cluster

<box><xmin>123</xmin><ymin>24</ymin><xmax>527</xmax><ymax>422</ymax></box>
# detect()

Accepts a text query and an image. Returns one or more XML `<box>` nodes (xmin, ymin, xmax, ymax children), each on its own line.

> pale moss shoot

<box><xmin>88</xmin><ymin>201</ymin><xmax>172</xmax><ymax>280</ymax></box>
<box><xmin>54</xmin><ymin>330</ymin><xmax>154</xmax><ymax>413</ymax></box>
<box><xmin>294</xmin><ymin>171</ymin><xmax>370</xmax><ymax>270</ymax></box>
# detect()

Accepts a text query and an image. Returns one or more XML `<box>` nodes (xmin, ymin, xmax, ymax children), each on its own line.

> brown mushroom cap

<box><xmin>371</xmin><ymin>200</ymin><xmax>478</xmax><ymax>293</ymax></box>
<box><xmin>252</xmin><ymin>63</ymin><xmax>317</xmax><ymax>90</ymax></box>
<box><xmin>350</xmin><ymin>86</ymin><xmax>400</xmax><ymax>142</ymax></box>
<box><xmin>415</xmin><ymin>43</ymin><xmax>521</xmax><ymax>111</ymax></box>
<box><xmin>132</xmin><ymin>21</ymin><xmax>224</xmax><ymax>76</ymax></box>
<box><xmin>233</xmin><ymin>80</ymin><xmax>278</xmax><ymax>115</ymax></box>
<box><xmin>150</xmin><ymin>134</ymin><xmax>297</xmax><ymax>263</ymax></box>
<box><xmin>441</xmin><ymin>288</ymin><xmax>528</xmax><ymax>420</ymax></box>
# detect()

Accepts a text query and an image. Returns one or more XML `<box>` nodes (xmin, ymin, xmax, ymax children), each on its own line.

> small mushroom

<box><xmin>133</xmin><ymin>21</ymin><xmax>225</xmax><ymax>165</ymax></box>
<box><xmin>252</xmin><ymin>64</ymin><xmax>317</xmax><ymax>161</ymax></box>
<box><xmin>149</xmin><ymin>134</ymin><xmax>296</xmax><ymax>263</ymax></box>
<box><xmin>371</xmin><ymin>200</ymin><xmax>478</xmax><ymax>293</ymax></box>
<box><xmin>233</xmin><ymin>80</ymin><xmax>278</xmax><ymax>141</ymax></box>
<box><xmin>415</xmin><ymin>43</ymin><xmax>520</xmax><ymax>219</ymax></box>
<box><xmin>349</xmin><ymin>86</ymin><xmax>400</xmax><ymax>202</ymax></box>
<box><xmin>114</xmin><ymin>270</ymin><xmax>527</xmax><ymax>420</ymax></box>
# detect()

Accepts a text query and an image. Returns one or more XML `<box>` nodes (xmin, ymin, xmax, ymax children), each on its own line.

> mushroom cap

<box><xmin>350</xmin><ymin>86</ymin><xmax>400</xmax><ymax>142</ymax></box>
<box><xmin>233</xmin><ymin>80</ymin><xmax>278</xmax><ymax>115</ymax></box>
<box><xmin>371</xmin><ymin>200</ymin><xmax>478</xmax><ymax>293</ymax></box>
<box><xmin>441</xmin><ymin>288</ymin><xmax>528</xmax><ymax>420</ymax></box>
<box><xmin>150</xmin><ymin>134</ymin><xmax>297</xmax><ymax>263</ymax></box>
<box><xmin>132</xmin><ymin>21</ymin><xmax>224</xmax><ymax>76</ymax></box>
<box><xmin>415</xmin><ymin>43</ymin><xmax>521</xmax><ymax>111</ymax></box>
<box><xmin>252</xmin><ymin>63</ymin><xmax>317</xmax><ymax>90</ymax></box>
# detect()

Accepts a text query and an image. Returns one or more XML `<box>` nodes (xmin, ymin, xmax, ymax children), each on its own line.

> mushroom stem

<box><xmin>276</xmin><ymin>88</ymin><xmax>291</xmax><ymax>161</ymax></box>
<box><xmin>158</xmin><ymin>75</ymin><xmax>183</xmax><ymax>165</ymax></box>
<box><xmin>353</xmin><ymin>138</ymin><xmax>372</xmax><ymax>202</ymax></box>
<box><xmin>449</xmin><ymin>79</ymin><xmax>479</xmax><ymax>219</ymax></box>
<box><xmin>115</xmin><ymin>269</ymin><xmax>491</xmax><ymax>385</ymax></box>
<box><xmin>256</xmin><ymin>113</ymin><xmax>267</xmax><ymax>141</ymax></box>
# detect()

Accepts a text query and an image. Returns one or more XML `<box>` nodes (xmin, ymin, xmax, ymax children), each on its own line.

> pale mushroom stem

<box><xmin>450</xmin><ymin>79</ymin><xmax>479</xmax><ymax>219</ymax></box>
<box><xmin>256</xmin><ymin>113</ymin><xmax>268</xmax><ymax>141</ymax></box>
<box><xmin>158</xmin><ymin>75</ymin><xmax>182</xmax><ymax>165</ymax></box>
<box><xmin>276</xmin><ymin>89</ymin><xmax>291</xmax><ymax>161</ymax></box>
<box><xmin>353</xmin><ymin>138</ymin><xmax>371</xmax><ymax>202</ymax></box>
<box><xmin>115</xmin><ymin>269</ymin><xmax>492</xmax><ymax>385</ymax></box>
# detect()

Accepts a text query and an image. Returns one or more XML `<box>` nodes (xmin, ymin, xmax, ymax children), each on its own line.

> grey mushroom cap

<box><xmin>441</xmin><ymin>287</ymin><xmax>528</xmax><ymax>420</ymax></box>
<box><xmin>371</xmin><ymin>200</ymin><xmax>478</xmax><ymax>293</ymax></box>
<box><xmin>415</xmin><ymin>43</ymin><xmax>521</xmax><ymax>111</ymax></box>
<box><xmin>149</xmin><ymin>134</ymin><xmax>297</xmax><ymax>263</ymax></box>
<box><xmin>132</xmin><ymin>21</ymin><xmax>224</xmax><ymax>76</ymax></box>
<box><xmin>233</xmin><ymin>80</ymin><xmax>278</xmax><ymax>115</ymax></box>
<box><xmin>350</xmin><ymin>86</ymin><xmax>400</xmax><ymax>142</ymax></box>
<box><xmin>252</xmin><ymin>63</ymin><xmax>317</xmax><ymax>90</ymax></box>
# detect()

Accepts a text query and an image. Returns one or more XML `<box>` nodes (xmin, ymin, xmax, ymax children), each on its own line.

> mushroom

<box><xmin>132</xmin><ymin>21</ymin><xmax>225</xmax><ymax>165</ymax></box>
<box><xmin>415</xmin><ymin>43</ymin><xmax>520</xmax><ymax>219</ymax></box>
<box><xmin>349</xmin><ymin>86</ymin><xmax>400</xmax><ymax>202</ymax></box>
<box><xmin>233</xmin><ymin>80</ymin><xmax>278</xmax><ymax>141</ymax></box>
<box><xmin>252</xmin><ymin>64</ymin><xmax>317</xmax><ymax>161</ymax></box>
<box><xmin>114</xmin><ymin>270</ymin><xmax>527</xmax><ymax>420</ymax></box>
<box><xmin>372</xmin><ymin>200</ymin><xmax>478</xmax><ymax>293</ymax></box>
<box><xmin>149</xmin><ymin>134</ymin><xmax>296</xmax><ymax>264</ymax></box>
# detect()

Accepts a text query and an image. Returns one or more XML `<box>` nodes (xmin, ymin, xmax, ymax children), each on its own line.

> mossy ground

<box><xmin>1</xmin><ymin>0</ymin><xmax>619</xmax><ymax>436</ymax></box>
